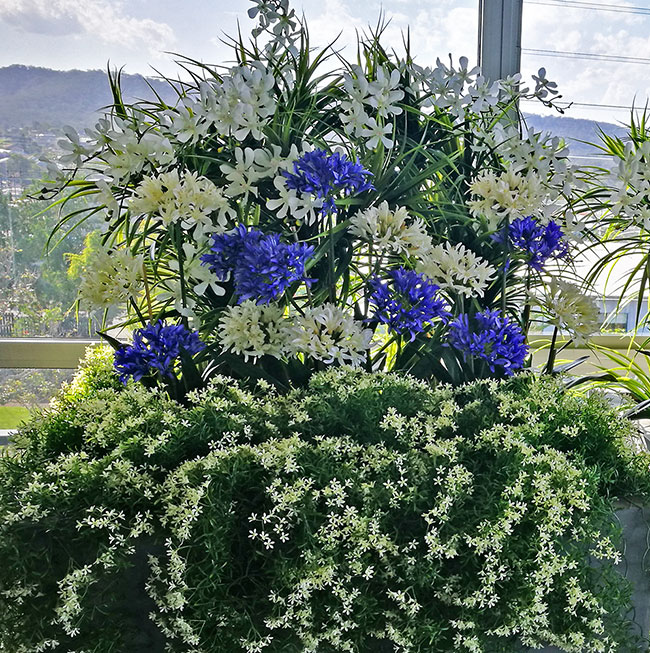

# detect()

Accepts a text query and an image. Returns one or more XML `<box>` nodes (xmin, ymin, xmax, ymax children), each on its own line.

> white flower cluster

<box><xmin>78</xmin><ymin>244</ymin><xmax>144</xmax><ymax>310</ymax></box>
<box><xmin>407</xmin><ymin>56</ymin><xmax>499</xmax><ymax>120</ymax></box>
<box><xmin>608</xmin><ymin>141</ymin><xmax>650</xmax><ymax>228</ymax></box>
<box><xmin>218</xmin><ymin>301</ymin><xmax>372</xmax><ymax>366</ymax></box>
<box><xmin>249</xmin><ymin>0</ymin><xmax>300</xmax><ymax>56</ymax></box>
<box><xmin>291</xmin><ymin>304</ymin><xmax>373</xmax><ymax>367</ymax></box>
<box><xmin>468</xmin><ymin>167</ymin><xmax>547</xmax><ymax>228</ymax></box>
<box><xmin>417</xmin><ymin>242</ymin><xmax>496</xmax><ymax>298</ymax></box>
<box><xmin>163</xmin><ymin>62</ymin><xmax>276</xmax><ymax>144</ymax></box>
<box><xmin>96</xmin><ymin>118</ymin><xmax>175</xmax><ymax>184</ymax></box>
<box><xmin>349</xmin><ymin>201</ymin><xmax>432</xmax><ymax>257</ymax></box>
<box><xmin>130</xmin><ymin>169</ymin><xmax>234</xmax><ymax>236</ymax></box>
<box><xmin>535</xmin><ymin>279</ymin><xmax>601</xmax><ymax>344</ymax></box>
<box><xmin>340</xmin><ymin>65</ymin><xmax>404</xmax><ymax>149</ymax></box>
<box><xmin>219</xmin><ymin>301</ymin><xmax>291</xmax><ymax>361</ymax></box>
<box><xmin>478</xmin><ymin>124</ymin><xmax>573</xmax><ymax>191</ymax></box>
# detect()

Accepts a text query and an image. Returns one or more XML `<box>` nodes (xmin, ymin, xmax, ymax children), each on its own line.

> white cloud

<box><xmin>0</xmin><ymin>0</ymin><xmax>176</xmax><ymax>54</ymax></box>
<box><xmin>520</xmin><ymin>2</ymin><xmax>650</xmax><ymax>121</ymax></box>
<box><xmin>290</xmin><ymin>0</ymin><xmax>478</xmax><ymax>66</ymax></box>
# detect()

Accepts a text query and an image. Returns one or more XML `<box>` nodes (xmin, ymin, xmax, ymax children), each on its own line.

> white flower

<box><xmin>416</xmin><ymin>242</ymin><xmax>496</xmax><ymax>298</ymax></box>
<box><xmin>219</xmin><ymin>301</ymin><xmax>291</xmax><ymax>361</ymax></box>
<box><xmin>101</xmin><ymin>122</ymin><xmax>175</xmax><ymax>183</ymax></box>
<box><xmin>468</xmin><ymin>168</ymin><xmax>547</xmax><ymax>228</ymax></box>
<box><xmin>361</xmin><ymin>118</ymin><xmax>394</xmax><ymax>150</ymax></box>
<box><xmin>220</xmin><ymin>147</ymin><xmax>262</xmax><ymax>198</ymax></box>
<box><xmin>531</xmin><ymin>67</ymin><xmax>559</xmax><ymax>101</ymax></box>
<box><xmin>349</xmin><ymin>201</ymin><xmax>432</xmax><ymax>256</ymax></box>
<box><xmin>57</xmin><ymin>126</ymin><xmax>94</xmax><ymax>168</ymax></box>
<box><xmin>536</xmin><ymin>279</ymin><xmax>601</xmax><ymax>344</ymax></box>
<box><xmin>163</xmin><ymin>99</ymin><xmax>208</xmax><ymax>144</ymax></box>
<box><xmin>201</xmin><ymin>62</ymin><xmax>275</xmax><ymax>141</ymax></box>
<box><xmin>366</xmin><ymin>66</ymin><xmax>404</xmax><ymax>118</ymax></box>
<box><xmin>343</xmin><ymin>65</ymin><xmax>369</xmax><ymax>103</ymax></box>
<box><xmin>169</xmin><ymin>243</ymin><xmax>226</xmax><ymax>297</ymax></box>
<box><xmin>289</xmin><ymin>303</ymin><xmax>372</xmax><ymax>367</ymax></box>
<box><xmin>78</xmin><ymin>245</ymin><xmax>143</xmax><ymax>309</ymax></box>
<box><xmin>130</xmin><ymin>169</ymin><xmax>234</xmax><ymax>234</ymax></box>
<box><xmin>463</xmin><ymin>76</ymin><xmax>499</xmax><ymax>113</ymax></box>
<box><xmin>156</xmin><ymin>278</ymin><xmax>198</xmax><ymax>322</ymax></box>
<box><xmin>254</xmin><ymin>144</ymin><xmax>290</xmax><ymax>178</ymax></box>
<box><xmin>266</xmin><ymin>175</ymin><xmax>323</xmax><ymax>224</ymax></box>
<box><xmin>340</xmin><ymin>101</ymin><xmax>368</xmax><ymax>137</ymax></box>
<box><xmin>94</xmin><ymin>178</ymin><xmax>121</xmax><ymax>221</ymax></box>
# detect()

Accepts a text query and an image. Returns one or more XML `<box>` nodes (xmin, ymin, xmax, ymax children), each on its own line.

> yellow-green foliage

<box><xmin>0</xmin><ymin>363</ymin><xmax>648</xmax><ymax>652</ymax></box>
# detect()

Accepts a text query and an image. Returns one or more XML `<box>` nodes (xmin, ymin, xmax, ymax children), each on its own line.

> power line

<box><xmin>523</xmin><ymin>47</ymin><xmax>650</xmax><ymax>64</ymax></box>
<box><xmin>525</xmin><ymin>0</ymin><xmax>650</xmax><ymax>16</ymax></box>
<box><xmin>573</xmin><ymin>101</ymin><xmax>646</xmax><ymax>109</ymax></box>
<box><xmin>521</xmin><ymin>98</ymin><xmax>645</xmax><ymax>110</ymax></box>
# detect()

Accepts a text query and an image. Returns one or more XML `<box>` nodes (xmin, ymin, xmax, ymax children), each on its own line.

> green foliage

<box><xmin>0</xmin><ymin>361</ymin><xmax>647</xmax><ymax>652</ymax></box>
<box><xmin>0</xmin><ymin>192</ymin><xmax>99</xmax><ymax>335</ymax></box>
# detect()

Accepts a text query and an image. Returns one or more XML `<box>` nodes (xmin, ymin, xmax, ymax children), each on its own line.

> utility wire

<box><xmin>522</xmin><ymin>98</ymin><xmax>645</xmax><ymax>110</ymax></box>
<box><xmin>523</xmin><ymin>47</ymin><xmax>650</xmax><ymax>64</ymax></box>
<box><xmin>525</xmin><ymin>0</ymin><xmax>650</xmax><ymax>16</ymax></box>
<box><xmin>521</xmin><ymin>1</ymin><xmax>650</xmax><ymax>114</ymax></box>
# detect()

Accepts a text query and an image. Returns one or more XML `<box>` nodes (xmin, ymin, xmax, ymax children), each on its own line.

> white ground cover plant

<box><xmin>0</xmin><ymin>350</ymin><xmax>647</xmax><ymax>652</ymax></box>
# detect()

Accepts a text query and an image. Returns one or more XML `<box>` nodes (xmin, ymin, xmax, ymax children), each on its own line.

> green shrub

<box><xmin>0</xmin><ymin>358</ymin><xmax>648</xmax><ymax>652</ymax></box>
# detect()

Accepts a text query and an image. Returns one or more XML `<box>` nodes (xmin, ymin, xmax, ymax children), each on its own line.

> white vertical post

<box><xmin>478</xmin><ymin>0</ymin><xmax>523</xmax><ymax>83</ymax></box>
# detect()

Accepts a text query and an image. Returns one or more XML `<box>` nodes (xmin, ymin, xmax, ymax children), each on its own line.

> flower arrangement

<box><xmin>43</xmin><ymin>0</ymin><xmax>595</xmax><ymax>394</ymax></box>
<box><xmin>15</xmin><ymin>8</ymin><xmax>650</xmax><ymax>649</ymax></box>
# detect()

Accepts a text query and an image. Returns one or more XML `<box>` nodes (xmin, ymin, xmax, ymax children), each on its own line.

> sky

<box><xmin>0</xmin><ymin>0</ymin><xmax>649</xmax><ymax>123</ymax></box>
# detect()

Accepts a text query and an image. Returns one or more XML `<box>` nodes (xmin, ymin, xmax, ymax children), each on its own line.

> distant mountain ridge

<box><xmin>523</xmin><ymin>113</ymin><xmax>627</xmax><ymax>157</ymax></box>
<box><xmin>0</xmin><ymin>65</ymin><xmax>629</xmax><ymax>156</ymax></box>
<box><xmin>0</xmin><ymin>65</ymin><xmax>176</xmax><ymax>130</ymax></box>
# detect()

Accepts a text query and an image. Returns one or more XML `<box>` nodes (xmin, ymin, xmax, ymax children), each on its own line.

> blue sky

<box><xmin>0</xmin><ymin>0</ymin><xmax>648</xmax><ymax>123</ymax></box>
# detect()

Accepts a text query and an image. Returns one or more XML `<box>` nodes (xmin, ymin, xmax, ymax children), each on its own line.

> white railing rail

<box><xmin>0</xmin><ymin>335</ymin><xmax>646</xmax><ymax>371</ymax></box>
<box><xmin>0</xmin><ymin>339</ymin><xmax>101</xmax><ymax>369</ymax></box>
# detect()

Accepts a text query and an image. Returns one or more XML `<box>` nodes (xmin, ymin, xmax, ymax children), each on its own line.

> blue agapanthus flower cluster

<box><xmin>114</xmin><ymin>321</ymin><xmax>205</xmax><ymax>383</ymax></box>
<box><xmin>201</xmin><ymin>225</ymin><xmax>314</xmax><ymax>304</ymax></box>
<box><xmin>283</xmin><ymin>149</ymin><xmax>374</xmax><ymax>215</ymax></box>
<box><xmin>495</xmin><ymin>216</ymin><xmax>569</xmax><ymax>270</ymax></box>
<box><xmin>448</xmin><ymin>309</ymin><xmax>528</xmax><ymax>376</ymax></box>
<box><xmin>369</xmin><ymin>268</ymin><xmax>449</xmax><ymax>341</ymax></box>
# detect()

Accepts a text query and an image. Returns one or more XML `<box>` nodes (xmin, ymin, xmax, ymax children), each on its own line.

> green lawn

<box><xmin>0</xmin><ymin>406</ymin><xmax>31</xmax><ymax>429</ymax></box>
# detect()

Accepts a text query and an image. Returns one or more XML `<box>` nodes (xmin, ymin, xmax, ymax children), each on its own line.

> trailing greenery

<box><xmin>0</xmin><ymin>348</ymin><xmax>648</xmax><ymax>652</ymax></box>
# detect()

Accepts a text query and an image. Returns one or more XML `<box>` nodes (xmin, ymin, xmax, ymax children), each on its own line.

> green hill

<box><xmin>0</xmin><ymin>65</ymin><xmax>176</xmax><ymax>129</ymax></box>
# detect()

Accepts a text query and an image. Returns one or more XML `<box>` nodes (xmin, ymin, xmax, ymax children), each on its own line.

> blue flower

<box><xmin>200</xmin><ymin>224</ymin><xmax>262</xmax><ymax>281</ymax></box>
<box><xmin>201</xmin><ymin>226</ymin><xmax>314</xmax><ymax>304</ymax></box>
<box><xmin>369</xmin><ymin>268</ymin><xmax>449</xmax><ymax>341</ymax></box>
<box><xmin>282</xmin><ymin>149</ymin><xmax>374</xmax><ymax>215</ymax></box>
<box><xmin>448</xmin><ymin>309</ymin><xmax>528</xmax><ymax>375</ymax></box>
<box><xmin>114</xmin><ymin>321</ymin><xmax>205</xmax><ymax>384</ymax></box>
<box><xmin>494</xmin><ymin>216</ymin><xmax>569</xmax><ymax>271</ymax></box>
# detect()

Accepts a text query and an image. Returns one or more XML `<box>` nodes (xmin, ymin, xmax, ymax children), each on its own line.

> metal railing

<box><xmin>0</xmin><ymin>338</ymin><xmax>100</xmax><ymax>369</ymax></box>
<box><xmin>0</xmin><ymin>334</ymin><xmax>645</xmax><ymax>444</ymax></box>
<box><xmin>0</xmin><ymin>334</ymin><xmax>646</xmax><ymax>372</ymax></box>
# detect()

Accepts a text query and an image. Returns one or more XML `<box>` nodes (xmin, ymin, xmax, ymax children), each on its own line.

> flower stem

<box><xmin>545</xmin><ymin>326</ymin><xmax>559</xmax><ymax>374</ymax></box>
<box><xmin>142</xmin><ymin>263</ymin><xmax>154</xmax><ymax>323</ymax></box>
